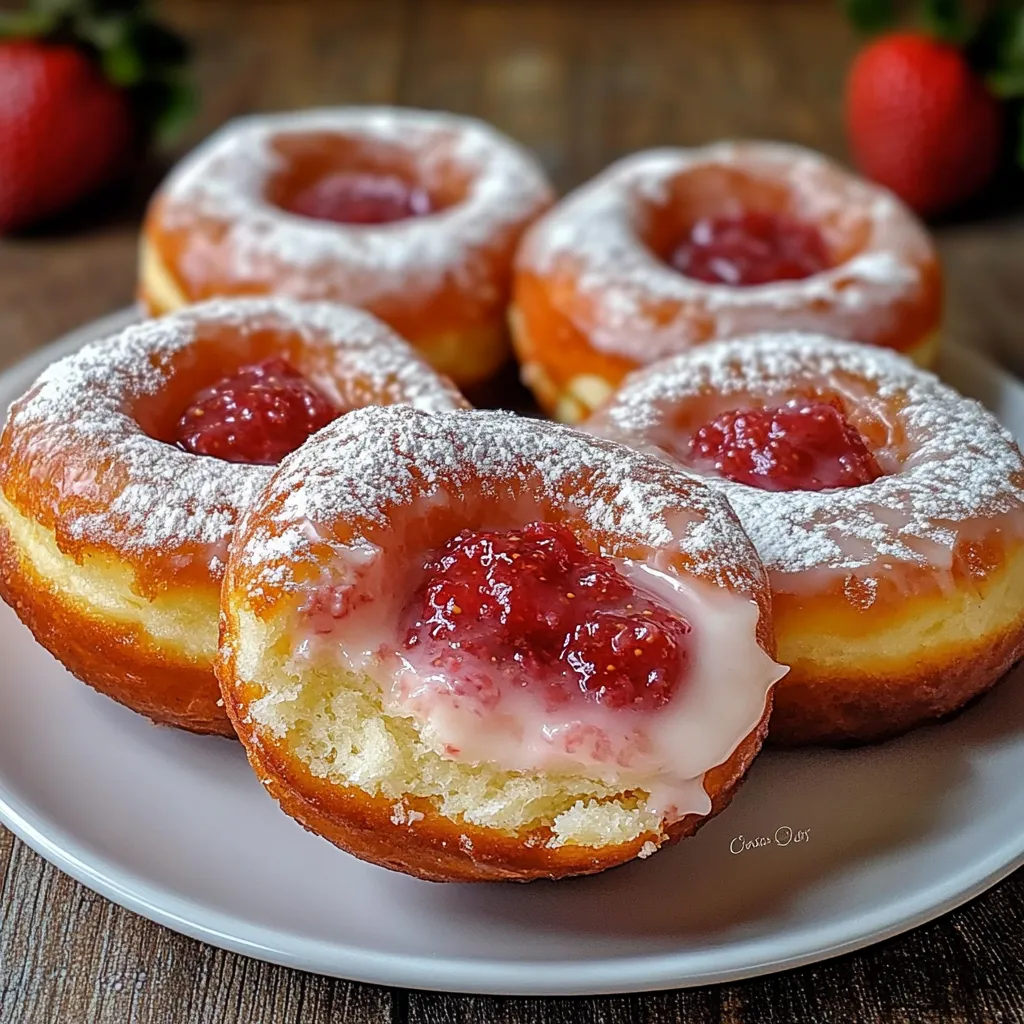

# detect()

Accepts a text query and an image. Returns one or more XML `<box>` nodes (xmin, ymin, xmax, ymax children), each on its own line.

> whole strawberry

<box><xmin>846</xmin><ymin>32</ymin><xmax>1002</xmax><ymax>216</ymax></box>
<box><xmin>0</xmin><ymin>41</ymin><xmax>132</xmax><ymax>231</ymax></box>
<box><xmin>0</xmin><ymin>1</ymin><xmax>191</xmax><ymax>233</ymax></box>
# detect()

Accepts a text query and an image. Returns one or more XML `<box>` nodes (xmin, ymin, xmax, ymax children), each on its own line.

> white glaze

<box><xmin>262</xmin><ymin>431</ymin><xmax>784</xmax><ymax>827</ymax></box>
<box><xmin>150</xmin><ymin>107</ymin><xmax>553</xmax><ymax>308</ymax></box>
<box><xmin>383</xmin><ymin>562</ymin><xmax>782</xmax><ymax>821</ymax></box>
<box><xmin>233</xmin><ymin>406</ymin><xmax>771</xmax><ymax>601</ymax></box>
<box><xmin>1</xmin><ymin>298</ymin><xmax>464</xmax><ymax>574</ymax></box>
<box><xmin>588</xmin><ymin>332</ymin><xmax>1024</xmax><ymax>600</ymax></box>
<box><xmin>518</xmin><ymin>142</ymin><xmax>937</xmax><ymax>361</ymax></box>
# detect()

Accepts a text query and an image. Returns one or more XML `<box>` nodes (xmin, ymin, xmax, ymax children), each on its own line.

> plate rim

<box><xmin>1</xmin><ymin>309</ymin><xmax>1022</xmax><ymax>996</ymax></box>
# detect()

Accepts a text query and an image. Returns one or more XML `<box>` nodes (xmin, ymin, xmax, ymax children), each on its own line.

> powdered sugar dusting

<box><xmin>518</xmin><ymin>142</ymin><xmax>937</xmax><ymax>361</ymax></box>
<box><xmin>232</xmin><ymin>406</ymin><xmax>766</xmax><ymax>600</ymax></box>
<box><xmin>2</xmin><ymin>297</ymin><xmax>465</xmax><ymax>572</ymax></box>
<box><xmin>152</xmin><ymin>107</ymin><xmax>553</xmax><ymax>306</ymax></box>
<box><xmin>589</xmin><ymin>332</ymin><xmax>1024</xmax><ymax>586</ymax></box>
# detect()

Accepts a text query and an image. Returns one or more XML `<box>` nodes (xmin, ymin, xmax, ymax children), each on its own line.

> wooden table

<box><xmin>2</xmin><ymin>3</ymin><xmax>1023</xmax><ymax>1021</ymax></box>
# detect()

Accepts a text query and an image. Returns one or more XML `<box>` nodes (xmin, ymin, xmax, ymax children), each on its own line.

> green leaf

<box><xmin>31</xmin><ymin>0</ymin><xmax>83</xmax><ymax>18</ymax></box>
<box><xmin>101</xmin><ymin>35</ymin><xmax>144</xmax><ymax>85</ymax></box>
<box><xmin>0</xmin><ymin>10</ymin><xmax>59</xmax><ymax>38</ymax></box>
<box><xmin>974</xmin><ymin>2</ymin><xmax>1024</xmax><ymax>89</ymax></box>
<box><xmin>131</xmin><ymin>75</ymin><xmax>197</xmax><ymax>145</ymax></box>
<box><xmin>842</xmin><ymin>0</ymin><xmax>897</xmax><ymax>33</ymax></box>
<box><xmin>75</xmin><ymin>11</ymin><xmax>133</xmax><ymax>51</ymax></box>
<box><xmin>921</xmin><ymin>0</ymin><xmax>973</xmax><ymax>43</ymax></box>
<box><xmin>154</xmin><ymin>78</ymin><xmax>197</xmax><ymax>143</ymax></box>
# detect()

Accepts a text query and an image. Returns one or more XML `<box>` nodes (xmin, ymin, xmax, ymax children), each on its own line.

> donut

<box><xmin>587</xmin><ymin>333</ymin><xmax>1024</xmax><ymax>745</ymax></box>
<box><xmin>512</xmin><ymin>141</ymin><xmax>942</xmax><ymax>421</ymax></box>
<box><xmin>139</xmin><ymin>107</ymin><xmax>554</xmax><ymax>388</ymax></box>
<box><xmin>218</xmin><ymin>406</ymin><xmax>785</xmax><ymax>881</ymax></box>
<box><xmin>0</xmin><ymin>297</ymin><xmax>466</xmax><ymax>736</ymax></box>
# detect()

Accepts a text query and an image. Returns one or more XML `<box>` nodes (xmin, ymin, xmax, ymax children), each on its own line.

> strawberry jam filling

<box><xmin>175</xmin><ymin>357</ymin><xmax>340</xmax><ymax>464</ymax></box>
<box><xmin>284</xmin><ymin>171</ymin><xmax>432</xmax><ymax>225</ymax></box>
<box><xmin>669</xmin><ymin>211</ymin><xmax>831</xmax><ymax>286</ymax></box>
<box><xmin>403</xmin><ymin>522</ymin><xmax>692</xmax><ymax>712</ymax></box>
<box><xmin>688</xmin><ymin>400</ymin><xmax>883</xmax><ymax>491</ymax></box>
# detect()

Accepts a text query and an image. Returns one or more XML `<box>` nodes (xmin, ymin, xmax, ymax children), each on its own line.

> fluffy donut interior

<box><xmin>233</xmin><ymin>606</ymin><xmax>668</xmax><ymax>849</ymax></box>
<box><xmin>138</xmin><ymin>237</ymin><xmax>189</xmax><ymax>315</ymax></box>
<box><xmin>0</xmin><ymin>491</ymin><xmax>217</xmax><ymax>662</ymax></box>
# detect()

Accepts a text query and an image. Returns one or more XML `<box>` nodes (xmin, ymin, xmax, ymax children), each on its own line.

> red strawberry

<box><xmin>0</xmin><ymin>0</ymin><xmax>192</xmax><ymax>232</ymax></box>
<box><xmin>689</xmin><ymin>401</ymin><xmax>883</xmax><ymax>492</ymax></box>
<box><xmin>175</xmin><ymin>358</ymin><xmax>341</xmax><ymax>464</ymax></box>
<box><xmin>845</xmin><ymin>32</ymin><xmax>1002</xmax><ymax>216</ymax></box>
<box><xmin>0</xmin><ymin>41</ymin><xmax>132</xmax><ymax>232</ymax></box>
<box><xmin>404</xmin><ymin>522</ymin><xmax>692</xmax><ymax>713</ymax></box>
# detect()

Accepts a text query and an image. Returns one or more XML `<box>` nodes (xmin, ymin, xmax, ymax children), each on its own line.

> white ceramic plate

<box><xmin>1</xmin><ymin>309</ymin><xmax>1023</xmax><ymax>996</ymax></box>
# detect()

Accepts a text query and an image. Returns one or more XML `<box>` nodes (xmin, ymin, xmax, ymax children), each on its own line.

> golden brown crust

<box><xmin>510</xmin><ymin>285</ymin><xmax>939</xmax><ymax>424</ymax></box>
<box><xmin>0</xmin><ymin>521</ymin><xmax>232</xmax><ymax>736</ymax></box>
<box><xmin>770</xmin><ymin>612</ymin><xmax>1024</xmax><ymax>746</ymax></box>
<box><xmin>216</xmin><ymin>407</ymin><xmax>780</xmax><ymax>880</ymax></box>
<box><xmin>511</xmin><ymin>143</ymin><xmax>942</xmax><ymax>418</ymax></box>
<box><xmin>219</xmin><ymin>644</ymin><xmax>773</xmax><ymax>882</ymax></box>
<box><xmin>138</xmin><ymin>254</ymin><xmax>511</xmax><ymax>390</ymax></box>
<box><xmin>0</xmin><ymin>301</ymin><xmax>467</xmax><ymax>734</ymax></box>
<box><xmin>139</xmin><ymin>108</ymin><xmax>555</xmax><ymax>389</ymax></box>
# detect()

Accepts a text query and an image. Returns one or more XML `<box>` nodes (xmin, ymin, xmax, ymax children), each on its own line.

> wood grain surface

<box><xmin>2</xmin><ymin>2</ymin><xmax>1024</xmax><ymax>1021</ymax></box>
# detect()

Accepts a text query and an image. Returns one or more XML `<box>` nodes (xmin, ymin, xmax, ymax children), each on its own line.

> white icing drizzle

<box><xmin>384</xmin><ymin>564</ymin><xmax>781</xmax><ymax>821</ymax></box>
<box><xmin>517</xmin><ymin>141</ymin><xmax>938</xmax><ymax>361</ymax></box>
<box><xmin>232</xmin><ymin>407</ymin><xmax>781</xmax><ymax>821</ymax></box>
<box><xmin>232</xmin><ymin>405</ymin><xmax>769</xmax><ymax>602</ymax></box>
<box><xmin>151</xmin><ymin>107</ymin><xmax>554</xmax><ymax>306</ymax></box>
<box><xmin>1</xmin><ymin>297</ymin><xmax>465</xmax><ymax>570</ymax></box>
<box><xmin>588</xmin><ymin>332</ymin><xmax>1024</xmax><ymax>592</ymax></box>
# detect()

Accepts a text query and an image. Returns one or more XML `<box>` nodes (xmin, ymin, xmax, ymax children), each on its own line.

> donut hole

<box><xmin>637</xmin><ymin>166</ymin><xmax>878</xmax><ymax>286</ymax></box>
<box><xmin>265</xmin><ymin>131</ymin><xmax>471</xmax><ymax>225</ymax></box>
<box><xmin>131</xmin><ymin>323</ymin><xmax>348</xmax><ymax>447</ymax></box>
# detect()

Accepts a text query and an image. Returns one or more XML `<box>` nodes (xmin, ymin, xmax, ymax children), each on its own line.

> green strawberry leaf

<box><xmin>975</xmin><ymin>2</ymin><xmax>1024</xmax><ymax>94</ymax></box>
<box><xmin>921</xmin><ymin>0</ymin><xmax>972</xmax><ymax>44</ymax></box>
<box><xmin>32</xmin><ymin>0</ymin><xmax>84</xmax><ymax>17</ymax></box>
<box><xmin>0</xmin><ymin>9</ymin><xmax>59</xmax><ymax>38</ymax></box>
<box><xmin>153</xmin><ymin>78</ymin><xmax>197</xmax><ymax>143</ymax></box>
<box><xmin>101</xmin><ymin>34</ymin><xmax>145</xmax><ymax>85</ymax></box>
<box><xmin>842</xmin><ymin>0</ymin><xmax>896</xmax><ymax>33</ymax></box>
<box><xmin>131</xmin><ymin>75</ymin><xmax>197</xmax><ymax>145</ymax></box>
<box><xmin>75</xmin><ymin>12</ymin><xmax>133</xmax><ymax>52</ymax></box>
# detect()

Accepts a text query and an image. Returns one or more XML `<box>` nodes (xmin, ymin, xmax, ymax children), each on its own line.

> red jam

<box><xmin>284</xmin><ymin>172</ymin><xmax>432</xmax><ymax>225</ymax></box>
<box><xmin>689</xmin><ymin>400</ymin><xmax>883</xmax><ymax>491</ymax></box>
<box><xmin>669</xmin><ymin>211</ymin><xmax>831</xmax><ymax>285</ymax></box>
<box><xmin>404</xmin><ymin>522</ymin><xmax>691</xmax><ymax>711</ymax></box>
<box><xmin>175</xmin><ymin>357</ymin><xmax>340</xmax><ymax>464</ymax></box>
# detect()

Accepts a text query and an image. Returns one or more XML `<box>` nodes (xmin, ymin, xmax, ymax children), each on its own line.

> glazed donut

<box><xmin>0</xmin><ymin>297</ymin><xmax>466</xmax><ymax>736</ymax></box>
<box><xmin>587</xmin><ymin>333</ymin><xmax>1024</xmax><ymax>745</ymax></box>
<box><xmin>512</xmin><ymin>142</ymin><xmax>942</xmax><ymax>421</ymax></box>
<box><xmin>218</xmin><ymin>406</ymin><xmax>785</xmax><ymax>882</ymax></box>
<box><xmin>140</xmin><ymin>107</ymin><xmax>554</xmax><ymax>388</ymax></box>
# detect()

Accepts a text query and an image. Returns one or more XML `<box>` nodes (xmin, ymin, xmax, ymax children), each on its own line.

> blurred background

<box><xmin>0</xmin><ymin>0</ymin><xmax>1021</xmax><ymax>375</ymax></box>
